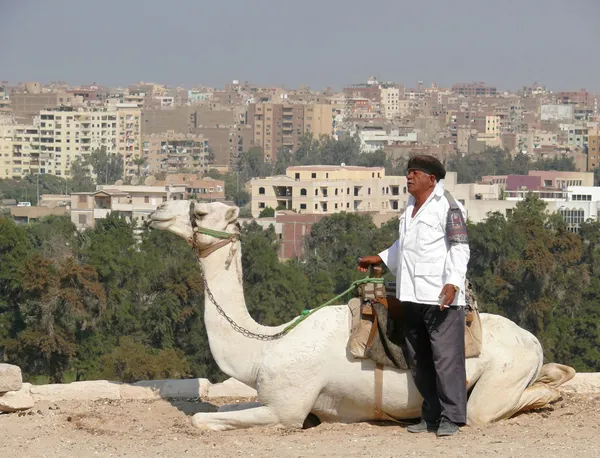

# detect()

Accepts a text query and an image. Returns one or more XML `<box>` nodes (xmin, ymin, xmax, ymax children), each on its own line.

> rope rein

<box><xmin>188</xmin><ymin>203</ymin><xmax>383</xmax><ymax>340</ymax></box>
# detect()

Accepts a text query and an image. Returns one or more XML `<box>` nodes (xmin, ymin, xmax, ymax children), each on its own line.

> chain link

<box><xmin>197</xmin><ymin>256</ymin><xmax>289</xmax><ymax>341</ymax></box>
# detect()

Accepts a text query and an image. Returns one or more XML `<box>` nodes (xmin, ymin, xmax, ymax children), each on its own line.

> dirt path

<box><xmin>1</xmin><ymin>393</ymin><xmax>599</xmax><ymax>457</ymax></box>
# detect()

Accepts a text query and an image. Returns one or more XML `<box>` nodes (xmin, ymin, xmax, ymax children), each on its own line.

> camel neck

<box><xmin>198</xmin><ymin>241</ymin><xmax>288</xmax><ymax>386</ymax></box>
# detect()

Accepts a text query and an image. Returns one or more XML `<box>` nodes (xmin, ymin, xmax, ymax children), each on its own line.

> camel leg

<box><xmin>511</xmin><ymin>383</ymin><xmax>561</xmax><ymax>414</ymax></box>
<box><xmin>534</xmin><ymin>363</ymin><xmax>575</xmax><ymax>387</ymax></box>
<box><xmin>192</xmin><ymin>405</ymin><xmax>280</xmax><ymax>431</ymax></box>
<box><xmin>467</xmin><ymin>364</ymin><xmax>538</xmax><ymax>425</ymax></box>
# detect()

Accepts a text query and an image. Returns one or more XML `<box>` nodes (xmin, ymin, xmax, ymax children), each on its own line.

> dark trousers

<box><xmin>403</xmin><ymin>302</ymin><xmax>467</xmax><ymax>425</ymax></box>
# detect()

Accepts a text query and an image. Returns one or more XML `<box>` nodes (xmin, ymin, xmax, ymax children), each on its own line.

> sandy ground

<box><xmin>1</xmin><ymin>392</ymin><xmax>599</xmax><ymax>457</ymax></box>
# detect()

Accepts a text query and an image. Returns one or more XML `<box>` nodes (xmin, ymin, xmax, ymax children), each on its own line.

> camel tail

<box><xmin>533</xmin><ymin>363</ymin><xmax>576</xmax><ymax>387</ymax></box>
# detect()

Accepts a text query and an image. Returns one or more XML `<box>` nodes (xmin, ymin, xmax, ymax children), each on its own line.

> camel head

<box><xmin>150</xmin><ymin>200</ymin><xmax>240</xmax><ymax>249</ymax></box>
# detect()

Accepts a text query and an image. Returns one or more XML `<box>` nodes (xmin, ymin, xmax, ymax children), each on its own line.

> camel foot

<box><xmin>192</xmin><ymin>405</ymin><xmax>282</xmax><ymax>431</ymax></box>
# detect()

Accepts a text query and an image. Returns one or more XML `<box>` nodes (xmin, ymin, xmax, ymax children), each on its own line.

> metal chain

<box><xmin>197</xmin><ymin>254</ymin><xmax>289</xmax><ymax>341</ymax></box>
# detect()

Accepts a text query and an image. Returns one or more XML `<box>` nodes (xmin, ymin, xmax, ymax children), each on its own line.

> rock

<box><xmin>206</xmin><ymin>378</ymin><xmax>257</xmax><ymax>399</ymax></box>
<box><xmin>30</xmin><ymin>380</ymin><xmax>121</xmax><ymax>402</ymax></box>
<box><xmin>0</xmin><ymin>383</ymin><xmax>34</xmax><ymax>412</ymax></box>
<box><xmin>126</xmin><ymin>378</ymin><xmax>211</xmax><ymax>400</ymax></box>
<box><xmin>561</xmin><ymin>373</ymin><xmax>600</xmax><ymax>394</ymax></box>
<box><xmin>0</xmin><ymin>364</ymin><xmax>22</xmax><ymax>393</ymax></box>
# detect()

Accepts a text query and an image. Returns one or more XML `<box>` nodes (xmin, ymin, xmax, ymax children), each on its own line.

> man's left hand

<box><xmin>439</xmin><ymin>284</ymin><xmax>458</xmax><ymax>310</ymax></box>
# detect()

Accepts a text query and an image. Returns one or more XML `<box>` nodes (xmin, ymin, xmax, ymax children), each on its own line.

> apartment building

<box><xmin>588</xmin><ymin>128</ymin><xmax>600</xmax><ymax>169</ymax></box>
<box><xmin>143</xmin><ymin>131</ymin><xmax>209</xmax><ymax>175</ymax></box>
<box><xmin>0</xmin><ymin>86</ymin><xmax>10</xmax><ymax>115</ymax></box>
<box><xmin>452</xmin><ymin>82</ymin><xmax>497</xmax><ymax>97</ymax></box>
<box><xmin>70</xmin><ymin>184</ymin><xmax>186</xmax><ymax>229</ymax></box>
<box><xmin>380</xmin><ymin>87</ymin><xmax>402</xmax><ymax>119</ymax></box>
<box><xmin>10</xmin><ymin>92</ymin><xmax>73</xmax><ymax>123</ymax></box>
<box><xmin>40</xmin><ymin>105</ymin><xmax>141</xmax><ymax>177</ymax></box>
<box><xmin>247</xmin><ymin>103</ymin><xmax>333</xmax><ymax>163</ymax></box>
<box><xmin>250</xmin><ymin>165</ymin><xmax>409</xmax><ymax>217</ymax></box>
<box><xmin>0</xmin><ymin>121</ymin><xmax>15</xmax><ymax>178</ymax></box>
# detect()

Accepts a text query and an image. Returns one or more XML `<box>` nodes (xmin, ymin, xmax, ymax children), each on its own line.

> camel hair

<box><xmin>150</xmin><ymin>200</ymin><xmax>575</xmax><ymax>431</ymax></box>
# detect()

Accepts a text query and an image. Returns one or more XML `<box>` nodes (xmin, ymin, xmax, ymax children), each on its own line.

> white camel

<box><xmin>150</xmin><ymin>200</ymin><xmax>575</xmax><ymax>431</ymax></box>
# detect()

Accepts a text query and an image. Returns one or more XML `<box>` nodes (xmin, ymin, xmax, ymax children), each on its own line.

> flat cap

<box><xmin>407</xmin><ymin>155</ymin><xmax>446</xmax><ymax>181</ymax></box>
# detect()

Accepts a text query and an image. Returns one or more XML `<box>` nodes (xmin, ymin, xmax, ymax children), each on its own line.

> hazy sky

<box><xmin>1</xmin><ymin>0</ymin><xmax>599</xmax><ymax>92</ymax></box>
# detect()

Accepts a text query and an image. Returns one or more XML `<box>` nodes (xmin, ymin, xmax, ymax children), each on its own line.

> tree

<box><xmin>86</xmin><ymin>147</ymin><xmax>124</xmax><ymax>185</ymax></box>
<box><xmin>69</xmin><ymin>157</ymin><xmax>95</xmax><ymax>192</ymax></box>
<box><xmin>258</xmin><ymin>206</ymin><xmax>275</xmax><ymax>218</ymax></box>
<box><xmin>132</xmin><ymin>157</ymin><xmax>147</xmax><ymax>179</ymax></box>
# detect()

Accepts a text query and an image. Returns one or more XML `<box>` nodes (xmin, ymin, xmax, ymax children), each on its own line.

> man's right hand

<box><xmin>357</xmin><ymin>255</ymin><xmax>383</xmax><ymax>272</ymax></box>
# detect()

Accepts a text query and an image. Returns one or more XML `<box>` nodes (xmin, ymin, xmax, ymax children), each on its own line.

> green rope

<box><xmin>282</xmin><ymin>277</ymin><xmax>385</xmax><ymax>335</ymax></box>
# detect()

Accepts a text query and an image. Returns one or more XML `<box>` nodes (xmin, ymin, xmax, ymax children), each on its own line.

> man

<box><xmin>358</xmin><ymin>155</ymin><xmax>470</xmax><ymax>437</ymax></box>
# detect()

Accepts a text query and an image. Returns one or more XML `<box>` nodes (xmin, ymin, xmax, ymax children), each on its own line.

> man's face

<box><xmin>406</xmin><ymin>168</ymin><xmax>436</xmax><ymax>196</ymax></box>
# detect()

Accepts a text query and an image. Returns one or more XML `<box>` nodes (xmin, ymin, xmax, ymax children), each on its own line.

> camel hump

<box><xmin>534</xmin><ymin>363</ymin><xmax>576</xmax><ymax>387</ymax></box>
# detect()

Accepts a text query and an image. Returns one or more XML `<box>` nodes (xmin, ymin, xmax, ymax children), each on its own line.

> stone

<box><xmin>206</xmin><ymin>378</ymin><xmax>257</xmax><ymax>399</ymax></box>
<box><xmin>0</xmin><ymin>383</ymin><xmax>34</xmax><ymax>412</ymax></box>
<box><xmin>0</xmin><ymin>364</ymin><xmax>22</xmax><ymax>393</ymax></box>
<box><xmin>30</xmin><ymin>380</ymin><xmax>121</xmax><ymax>402</ymax></box>
<box><xmin>129</xmin><ymin>378</ymin><xmax>211</xmax><ymax>399</ymax></box>
<box><xmin>561</xmin><ymin>373</ymin><xmax>600</xmax><ymax>393</ymax></box>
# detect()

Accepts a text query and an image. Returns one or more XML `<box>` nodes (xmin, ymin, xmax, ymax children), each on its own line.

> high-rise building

<box><xmin>2</xmin><ymin>106</ymin><xmax>142</xmax><ymax>179</ymax></box>
<box><xmin>143</xmin><ymin>131</ymin><xmax>209</xmax><ymax>175</ymax></box>
<box><xmin>247</xmin><ymin>103</ymin><xmax>333</xmax><ymax>162</ymax></box>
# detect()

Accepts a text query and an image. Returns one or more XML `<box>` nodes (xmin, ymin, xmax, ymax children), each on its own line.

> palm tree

<box><xmin>133</xmin><ymin>157</ymin><xmax>147</xmax><ymax>180</ymax></box>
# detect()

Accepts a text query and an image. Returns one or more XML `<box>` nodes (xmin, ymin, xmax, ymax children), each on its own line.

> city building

<box><xmin>143</xmin><ymin>131</ymin><xmax>209</xmax><ymax>175</ymax></box>
<box><xmin>250</xmin><ymin>165</ymin><xmax>409</xmax><ymax>217</ymax></box>
<box><xmin>247</xmin><ymin>103</ymin><xmax>333</xmax><ymax>163</ymax></box>
<box><xmin>70</xmin><ymin>184</ymin><xmax>186</xmax><ymax>230</ymax></box>
<box><xmin>452</xmin><ymin>82</ymin><xmax>498</xmax><ymax>97</ymax></box>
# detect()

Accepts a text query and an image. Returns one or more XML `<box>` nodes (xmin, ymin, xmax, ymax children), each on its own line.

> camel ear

<box><xmin>225</xmin><ymin>206</ymin><xmax>239</xmax><ymax>223</ymax></box>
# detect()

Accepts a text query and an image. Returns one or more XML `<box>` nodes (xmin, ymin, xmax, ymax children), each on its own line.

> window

<box><xmin>315</xmin><ymin>204</ymin><xmax>318</xmax><ymax>210</ymax></box>
<box><xmin>326</xmin><ymin>173</ymin><xmax>329</xmax><ymax>178</ymax></box>
<box><xmin>300</xmin><ymin>188</ymin><xmax>307</xmax><ymax>196</ymax></box>
<box><xmin>295</xmin><ymin>173</ymin><xmax>300</xmax><ymax>180</ymax></box>
<box><xmin>368</xmin><ymin>188</ymin><xmax>371</xmax><ymax>195</ymax></box>
<box><xmin>300</xmin><ymin>203</ymin><xmax>306</xmax><ymax>210</ymax></box>
<box><xmin>78</xmin><ymin>195</ymin><xmax>87</xmax><ymax>204</ymax></box>
<box><xmin>335</xmin><ymin>189</ymin><xmax>338</xmax><ymax>196</ymax></box>
<box><xmin>315</xmin><ymin>189</ymin><xmax>318</xmax><ymax>196</ymax></box>
<box><xmin>311</xmin><ymin>173</ymin><xmax>316</xmax><ymax>178</ymax></box>
<box><xmin>78</xmin><ymin>214</ymin><xmax>86</xmax><ymax>224</ymax></box>
<box><xmin>259</xmin><ymin>202</ymin><xmax>265</xmax><ymax>209</ymax></box>
<box><xmin>346</xmin><ymin>203</ymin><xmax>350</xmax><ymax>209</ymax></box>
<box><xmin>144</xmin><ymin>196</ymin><xmax>150</xmax><ymax>203</ymax></box>
<box><xmin>259</xmin><ymin>187</ymin><xmax>265</xmax><ymax>195</ymax></box>
<box><xmin>347</xmin><ymin>188</ymin><xmax>350</xmax><ymax>195</ymax></box>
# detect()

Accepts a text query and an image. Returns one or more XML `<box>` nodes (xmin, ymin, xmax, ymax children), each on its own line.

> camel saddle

<box><xmin>347</xmin><ymin>269</ymin><xmax>483</xmax><ymax>370</ymax></box>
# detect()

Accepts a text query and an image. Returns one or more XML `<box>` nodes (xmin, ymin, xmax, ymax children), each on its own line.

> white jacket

<box><xmin>378</xmin><ymin>180</ymin><xmax>470</xmax><ymax>306</ymax></box>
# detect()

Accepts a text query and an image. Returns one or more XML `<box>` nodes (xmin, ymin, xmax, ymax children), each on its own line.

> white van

<box><xmin>17</xmin><ymin>202</ymin><xmax>31</xmax><ymax>207</ymax></box>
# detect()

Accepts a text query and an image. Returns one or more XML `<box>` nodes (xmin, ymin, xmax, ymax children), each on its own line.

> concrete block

<box><xmin>561</xmin><ymin>372</ymin><xmax>600</xmax><ymax>393</ymax></box>
<box><xmin>0</xmin><ymin>364</ymin><xmax>22</xmax><ymax>393</ymax></box>
<box><xmin>131</xmin><ymin>378</ymin><xmax>211</xmax><ymax>399</ymax></box>
<box><xmin>206</xmin><ymin>378</ymin><xmax>257</xmax><ymax>399</ymax></box>
<box><xmin>30</xmin><ymin>380</ymin><xmax>121</xmax><ymax>402</ymax></box>
<box><xmin>0</xmin><ymin>383</ymin><xmax>34</xmax><ymax>412</ymax></box>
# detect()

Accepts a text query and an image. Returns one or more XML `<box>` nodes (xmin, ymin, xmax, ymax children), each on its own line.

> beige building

<box><xmin>37</xmin><ymin>105</ymin><xmax>142</xmax><ymax>178</ymax></box>
<box><xmin>247</xmin><ymin>103</ymin><xmax>333</xmax><ymax>162</ymax></box>
<box><xmin>380</xmin><ymin>87</ymin><xmax>402</xmax><ymax>119</ymax></box>
<box><xmin>250</xmin><ymin>165</ymin><xmax>409</xmax><ymax>217</ymax></box>
<box><xmin>0</xmin><ymin>121</ymin><xmax>15</xmax><ymax>178</ymax></box>
<box><xmin>143</xmin><ymin>131</ymin><xmax>209</xmax><ymax>175</ymax></box>
<box><xmin>70</xmin><ymin>184</ymin><xmax>186</xmax><ymax>229</ymax></box>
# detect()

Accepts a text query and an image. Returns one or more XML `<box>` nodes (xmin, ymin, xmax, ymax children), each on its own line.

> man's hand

<box><xmin>439</xmin><ymin>284</ymin><xmax>458</xmax><ymax>310</ymax></box>
<box><xmin>357</xmin><ymin>255</ymin><xmax>383</xmax><ymax>272</ymax></box>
